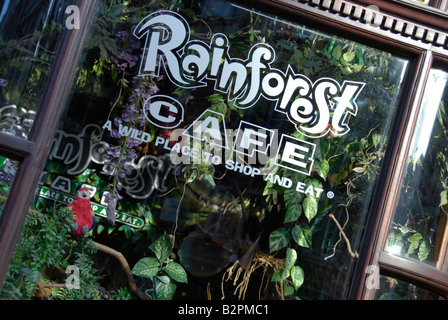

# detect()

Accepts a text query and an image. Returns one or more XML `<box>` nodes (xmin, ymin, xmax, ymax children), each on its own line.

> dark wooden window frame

<box><xmin>0</xmin><ymin>0</ymin><xmax>447</xmax><ymax>300</ymax></box>
<box><xmin>0</xmin><ymin>0</ymin><xmax>98</xmax><ymax>284</ymax></box>
<box><xmin>365</xmin><ymin>50</ymin><xmax>448</xmax><ymax>300</ymax></box>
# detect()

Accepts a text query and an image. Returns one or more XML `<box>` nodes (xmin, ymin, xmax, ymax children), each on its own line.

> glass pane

<box><xmin>3</xmin><ymin>0</ymin><xmax>408</xmax><ymax>300</ymax></box>
<box><xmin>0</xmin><ymin>156</ymin><xmax>18</xmax><ymax>214</ymax></box>
<box><xmin>374</xmin><ymin>275</ymin><xmax>445</xmax><ymax>300</ymax></box>
<box><xmin>404</xmin><ymin>0</ymin><xmax>430</xmax><ymax>6</ymax></box>
<box><xmin>386</xmin><ymin>68</ymin><xmax>448</xmax><ymax>272</ymax></box>
<box><xmin>396</xmin><ymin>0</ymin><xmax>448</xmax><ymax>11</ymax></box>
<box><xmin>0</xmin><ymin>1</ymin><xmax>66</xmax><ymax>138</ymax></box>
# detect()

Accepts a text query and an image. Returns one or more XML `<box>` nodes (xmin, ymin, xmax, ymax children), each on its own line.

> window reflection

<box><xmin>387</xmin><ymin>68</ymin><xmax>448</xmax><ymax>272</ymax></box>
<box><xmin>407</xmin><ymin>0</ymin><xmax>430</xmax><ymax>5</ymax></box>
<box><xmin>374</xmin><ymin>275</ymin><xmax>445</xmax><ymax>300</ymax></box>
<box><xmin>0</xmin><ymin>1</ymin><xmax>66</xmax><ymax>138</ymax></box>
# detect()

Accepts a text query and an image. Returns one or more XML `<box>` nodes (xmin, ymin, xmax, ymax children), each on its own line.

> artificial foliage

<box><xmin>0</xmin><ymin>206</ymin><xmax>100</xmax><ymax>300</ymax></box>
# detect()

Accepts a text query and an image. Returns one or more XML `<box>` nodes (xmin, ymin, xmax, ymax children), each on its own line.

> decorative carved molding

<box><xmin>280</xmin><ymin>0</ymin><xmax>448</xmax><ymax>53</ymax></box>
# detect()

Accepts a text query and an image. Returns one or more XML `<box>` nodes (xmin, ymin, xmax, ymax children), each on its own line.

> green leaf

<box><xmin>292</xmin><ymin>223</ymin><xmax>312</xmax><ymax>248</ymax></box>
<box><xmin>269</xmin><ymin>228</ymin><xmax>290</xmax><ymax>252</ymax></box>
<box><xmin>372</xmin><ymin>134</ymin><xmax>382</xmax><ymax>148</ymax></box>
<box><xmin>164</xmin><ymin>261</ymin><xmax>188</xmax><ymax>284</ymax></box>
<box><xmin>398</xmin><ymin>226</ymin><xmax>410</xmax><ymax>234</ymax></box>
<box><xmin>154</xmin><ymin>278</ymin><xmax>177</xmax><ymax>300</ymax></box>
<box><xmin>314</xmin><ymin>159</ymin><xmax>330</xmax><ymax>180</ymax></box>
<box><xmin>149</xmin><ymin>233</ymin><xmax>173</xmax><ymax>262</ymax></box>
<box><xmin>186</xmin><ymin>170</ymin><xmax>198</xmax><ymax>184</ymax></box>
<box><xmin>284</xmin><ymin>203</ymin><xmax>302</xmax><ymax>223</ymax></box>
<box><xmin>138</xmin><ymin>203</ymin><xmax>156</xmax><ymax>225</ymax></box>
<box><xmin>332</xmin><ymin>45</ymin><xmax>342</xmax><ymax>60</ymax></box>
<box><xmin>131</xmin><ymin>257</ymin><xmax>159</xmax><ymax>279</ymax></box>
<box><xmin>316</xmin><ymin>139</ymin><xmax>330</xmax><ymax>161</ymax></box>
<box><xmin>308</xmin><ymin>178</ymin><xmax>323</xmax><ymax>194</ymax></box>
<box><xmin>207</xmin><ymin>93</ymin><xmax>225</xmax><ymax>103</ymax></box>
<box><xmin>284</xmin><ymin>186</ymin><xmax>304</xmax><ymax>207</ymax></box>
<box><xmin>418</xmin><ymin>240</ymin><xmax>430</xmax><ymax>261</ymax></box>
<box><xmin>102</xmin><ymin>37</ymin><xmax>118</xmax><ymax>56</ymax></box>
<box><xmin>96</xmin><ymin>224</ymin><xmax>105</xmax><ymax>235</ymax></box>
<box><xmin>271</xmin><ymin>268</ymin><xmax>286</xmax><ymax>282</ymax></box>
<box><xmin>407</xmin><ymin>240</ymin><xmax>419</xmax><ymax>255</ymax></box>
<box><xmin>408</xmin><ymin>233</ymin><xmax>422</xmax><ymax>242</ymax></box>
<box><xmin>440</xmin><ymin>190</ymin><xmax>448</xmax><ymax>207</ymax></box>
<box><xmin>201</xmin><ymin>173</ymin><xmax>216</xmax><ymax>189</ymax></box>
<box><xmin>343</xmin><ymin>51</ymin><xmax>356</xmax><ymax>62</ymax></box>
<box><xmin>156</xmin><ymin>275</ymin><xmax>171</xmax><ymax>284</ymax></box>
<box><xmin>210</xmin><ymin>101</ymin><xmax>227</xmax><ymax>115</ymax></box>
<box><xmin>290</xmin><ymin>265</ymin><xmax>305</xmax><ymax>290</ymax></box>
<box><xmin>98</xmin><ymin>42</ymin><xmax>108</xmax><ymax>60</ymax></box>
<box><xmin>283</xmin><ymin>248</ymin><xmax>297</xmax><ymax>277</ymax></box>
<box><xmin>303</xmin><ymin>197</ymin><xmax>318</xmax><ymax>222</ymax></box>
<box><xmin>263</xmin><ymin>185</ymin><xmax>273</xmax><ymax>196</ymax></box>
<box><xmin>284</xmin><ymin>285</ymin><xmax>294</xmax><ymax>296</ymax></box>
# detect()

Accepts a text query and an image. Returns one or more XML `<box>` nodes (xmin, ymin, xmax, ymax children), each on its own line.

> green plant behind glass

<box><xmin>131</xmin><ymin>232</ymin><xmax>188</xmax><ymax>300</ymax></box>
<box><xmin>0</xmin><ymin>205</ymin><xmax>100</xmax><ymax>300</ymax></box>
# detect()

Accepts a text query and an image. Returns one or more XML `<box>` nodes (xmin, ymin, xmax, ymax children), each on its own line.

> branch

<box><xmin>93</xmin><ymin>241</ymin><xmax>151</xmax><ymax>300</ymax></box>
<box><xmin>328</xmin><ymin>213</ymin><xmax>359</xmax><ymax>259</ymax></box>
<box><xmin>40</xmin><ymin>283</ymin><xmax>68</xmax><ymax>289</ymax></box>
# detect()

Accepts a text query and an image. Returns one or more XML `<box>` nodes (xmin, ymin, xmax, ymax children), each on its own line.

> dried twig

<box><xmin>328</xmin><ymin>213</ymin><xmax>359</xmax><ymax>259</ymax></box>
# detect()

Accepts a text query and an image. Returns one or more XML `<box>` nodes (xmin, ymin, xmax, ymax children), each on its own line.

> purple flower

<box><xmin>110</xmin><ymin>129</ymin><xmax>119</xmax><ymax>138</ymax></box>
<box><xmin>121</xmin><ymin>112</ymin><xmax>131</xmax><ymax>123</ymax></box>
<box><xmin>106</xmin><ymin>198</ymin><xmax>116</xmax><ymax>226</ymax></box>
<box><xmin>114</xmin><ymin>117</ymin><xmax>122</xmax><ymax>126</ymax></box>
<box><xmin>136</xmin><ymin>89</ymin><xmax>150</xmax><ymax>99</ymax></box>
<box><xmin>110</xmin><ymin>50</ymin><xmax>139</xmax><ymax>72</ymax></box>
<box><xmin>0</xmin><ymin>159</ymin><xmax>17</xmax><ymax>185</ymax></box>
<box><xmin>99</xmin><ymin>55</ymin><xmax>165</xmax><ymax>223</ymax></box>
<box><xmin>0</xmin><ymin>78</ymin><xmax>8</xmax><ymax>87</ymax></box>
<box><xmin>115</xmin><ymin>31</ymin><xmax>128</xmax><ymax>45</ymax></box>
<box><xmin>126</xmin><ymin>139</ymin><xmax>141</xmax><ymax>149</ymax></box>
<box><xmin>105</xmin><ymin>146</ymin><xmax>120</xmax><ymax>158</ymax></box>
<box><xmin>118</xmin><ymin>169</ymin><xmax>126</xmax><ymax>179</ymax></box>
<box><xmin>148</xmin><ymin>82</ymin><xmax>160</xmax><ymax>95</ymax></box>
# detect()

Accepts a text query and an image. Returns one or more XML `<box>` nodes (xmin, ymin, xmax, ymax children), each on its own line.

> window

<box><xmin>17</xmin><ymin>0</ymin><xmax>409</xmax><ymax>300</ymax></box>
<box><xmin>374</xmin><ymin>275</ymin><xmax>445</xmax><ymax>299</ymax></box>
<box><xmin>0</xmin><ymin>0</ymin><xmax>97</xmax><ymax>291</ymax></box>
<box><xmin>396</xmin><ymin>0</ymin><xmax>448</xmax><ymax>12</ymax></box>
<box><xmin>386</xmin><ymin>67</ymin><xmax>448</xmax><ymax>271</ymax></box>
<box><xmin>375</xmin><ymin>64</ymin><xmax>448</xmax><ymax>299</ymax></box>
<box><xmin>0</xmin><ymin>0</ymin><xmax>447</xmax><ymax>301</ymax></box>
<box><xmin>0</xmin><ymin>1</ymin><xmax>68</xmax><ymax>138</ymax></box>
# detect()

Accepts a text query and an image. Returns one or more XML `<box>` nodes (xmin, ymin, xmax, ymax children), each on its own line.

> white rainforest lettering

<box><xmin>133</xmin><ymin>10</ymin><xmax>365</xmax><ymax>138</ymax></box>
